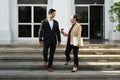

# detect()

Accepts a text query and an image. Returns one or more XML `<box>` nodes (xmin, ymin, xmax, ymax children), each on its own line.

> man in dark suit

<box><xmin>39</xmin><ymin>9</ymin><xmax>61</xmax><ymax>72</ymax></box>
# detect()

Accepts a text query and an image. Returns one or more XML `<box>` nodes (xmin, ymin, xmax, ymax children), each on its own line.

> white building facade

<box><xmin>0</xmin><ymin>0</ymin><xmax>119</xmax><ymax>44</ymax></box>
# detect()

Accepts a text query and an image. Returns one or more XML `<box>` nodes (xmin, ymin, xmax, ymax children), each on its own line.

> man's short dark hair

<box><xmin>48</xmin><ymin>9</ymin><xmax>56</xmax><ymax>14</ymax></box>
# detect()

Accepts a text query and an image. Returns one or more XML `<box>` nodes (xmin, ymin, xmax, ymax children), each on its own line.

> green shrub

<box><xmin>109</xmin><ymin>1</ymin><xmax>120</xmax><ymax>31</ymax></box>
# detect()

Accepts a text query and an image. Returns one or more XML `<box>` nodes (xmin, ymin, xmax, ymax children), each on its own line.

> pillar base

<box><xmin>0</xmin><ymin>30</ymin><xmax>11</xmax><ymax>44</ymax></box>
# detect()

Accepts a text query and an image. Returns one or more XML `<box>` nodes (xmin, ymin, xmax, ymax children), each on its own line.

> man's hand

<box><xmin>58</xmin><ymin>42</ymin><xmax>61</xmax><ymax>46</ymax></box>
<box><xmin>40</xmin><ymin>41</ymin><xmax>44</xmax><ymax>46</ymax></box>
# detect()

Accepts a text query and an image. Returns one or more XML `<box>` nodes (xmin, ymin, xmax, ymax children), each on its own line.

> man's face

<box><xmin>50</xmin><ymin>11</ymin><xmax>56</xmax><ymax>19</ymax></box>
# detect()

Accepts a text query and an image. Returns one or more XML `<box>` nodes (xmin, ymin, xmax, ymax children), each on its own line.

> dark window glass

<box><xmin>75</xmin><ymin>0</ymin><xmax>104</xmax><ymax>4</ymax></box>
<box><xmin>18</xmin><ymin>0</ymin><xmax>47</xmax><ymax>4</ymax></box>
<box><xmin>34</xmin><ymin>25</ymin><xmax>40</xmax><ymax>37</ymax></box>
<box><xmin>19</xmin><ymin>6</ymin><xmax>31</xmax><ymax>23</ymax></box>
<box><xmin>81</xmin><ymin>25</ymin><xmax>88</xmax><ymax>37</ymax></box>
<box><xmin>34</xmin><ymin>6</ymin><xmax>46</xmax><ymax>23</ymax></box>
<box><xmin>76</xmin><ymin>7</ymin><xmax>88</xmax><ymax>23</ymax></box>
<box><xmin>19</xmin><ymin>25</ymin><xmax>31</xmax><ymax>37</ymax></box>
<box><xmin>90</xmin><ymin>6</ymin><xmax>103</xmax><ymax>39</ymax></box>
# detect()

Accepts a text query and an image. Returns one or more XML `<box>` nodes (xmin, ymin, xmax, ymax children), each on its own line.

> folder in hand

<box><xmin>73</xmin><ymin>37</ymin><xmax>83</xmax><ymax>46</ymax></box>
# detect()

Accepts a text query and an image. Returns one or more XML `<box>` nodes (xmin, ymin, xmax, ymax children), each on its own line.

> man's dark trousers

<box><xmin>43</xmin><ymin>42</ymin><xmax>56</xmax><ymax>68</ymax></box>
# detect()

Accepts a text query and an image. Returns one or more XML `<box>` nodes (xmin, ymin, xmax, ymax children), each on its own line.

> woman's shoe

<box><xmin>64</xmin><ymin>61</ymin><xmax>71</xmax><ymax>65</ymax></box>
<box><xmin>71</xmin><ymin>66</ymin><xmax>78</xmax><ymax>72</ymax></box>
<box><xmin>48</xmin><ymin>68</ymin><xmax>53</xmax><ymax>72</ymax></box>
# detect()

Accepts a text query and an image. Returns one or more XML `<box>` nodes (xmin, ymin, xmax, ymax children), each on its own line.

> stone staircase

<box><xmin>0</xmin><ymin>44</ymin><xmax>120</xmax><ymax>80</ymax></box>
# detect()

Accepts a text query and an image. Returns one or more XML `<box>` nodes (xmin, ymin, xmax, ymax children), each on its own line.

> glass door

<box><xmin>90</xmin><ymin>6</ymin><xmax>104</xmax><ymax>39</ymax></box>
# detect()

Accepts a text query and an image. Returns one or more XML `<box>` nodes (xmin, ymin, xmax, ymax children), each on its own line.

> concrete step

<box><xmin>0</xmin><ymin>54</ymin><xmax>120</xmax><ymax>62</ymax></box>
<box><xmin>0</xmin><ymin>70</ymin><xmax>120</xmax><ymax>80</ymax></box>
<box><xmin>0</xmin><ymin>62</ymin><xmax>119</xmax><ymax>70</ymax></box>
<box><xmin>0</xmin><ymin>61</ymin><xmax>119</xmax><ymax>70</ymax></box>
<box><xmin>0</xmin><ymin>44</ymin><xmax>120</xmax><ymax>48</ymax></box>
<box><xmin>0</xmin><ymin>44</ymin><xmax>120</xmax><ymax>80</ymax></box>
<box><xmin>0</xmin><ymin>47</ymin><xmax>120</xmax><ymax>54</ymax></box>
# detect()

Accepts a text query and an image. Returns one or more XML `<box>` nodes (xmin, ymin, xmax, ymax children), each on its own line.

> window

<box><xmin>34</xmin><ymin>25</ymin><xmax>40</xmax><ymax>37</ymax></box>
<box><xmin>19</xmin><ymin>25</ymin><xmax>31</xmax><ymax>37</ymax></box>
<box><xmin>76</xmin><ymin>7</ymin><xmax>88</xmax><ymax>23</ymax></box>
<box><xmin>18</xmin><ymin>0</ymin><xmax>47</xmax><ymax>38</ymax></box>
<box><xmin>81</xmin><ymin>25</ymin><xmax>88</xmax><ymax>37</ymax></box>
<box><xmin>34</xmin><ymin>6</ymin><xmax>46</xmax><ymax>23</ymax></box>
<box><xmin>18</xmin><ymin>0</ymin><xmax>47</xmax><ymax>4</ymax></box>
<box><xmin>75</xmin><ymin>6</ymin><xmax>89</xmax><ymax>38</ymax></box>
<box><xmin>75</xmin><ymin>0</ymin><xmax>104</xmax><ymax>4</ymax></box>
<box><xmin>19</xmin><ymin>6</ymin><xmax>31</xmax><ymax>23</ymax></box>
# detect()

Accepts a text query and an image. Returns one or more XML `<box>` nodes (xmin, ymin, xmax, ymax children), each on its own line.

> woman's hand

<box><xmin>40</xmin><ymin>41</ymin><xmax>44</xmax><ymax>46</ymax></box>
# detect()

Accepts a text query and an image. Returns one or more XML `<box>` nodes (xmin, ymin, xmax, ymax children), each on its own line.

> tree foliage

<box><xmin>109</xmin><ymin>2</ymin><xmax>120</xmax><ymax>31</ymax></box>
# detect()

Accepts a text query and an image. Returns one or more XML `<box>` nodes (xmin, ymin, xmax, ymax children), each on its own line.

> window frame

<box><xmin>75</xmin><ymin>0</ymin><xmax>104</xmax><ymax>5</ymax></box>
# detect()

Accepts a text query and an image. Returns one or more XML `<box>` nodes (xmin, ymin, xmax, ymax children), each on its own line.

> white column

<box><xmin>105</xmin><ymin>0</ymin><xmax>114</xmax><ymax>40</ymax></box>
<box><xmin>52</xmin><ymin>0</ymin><xmax>74</xmax><ymax>44</ymax></box>
<box><xmin>9</xmin><ymin>0</ymin><xmax>18</xmax><ymax>43</ymax></box>
<box><xmin>0</xmin><ymin>0</ymin><xmax>11</xmax><ymax>44</ymax></box>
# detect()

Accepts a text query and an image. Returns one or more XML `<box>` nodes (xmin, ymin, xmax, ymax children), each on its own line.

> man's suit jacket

<box><xmin>39</xmin><ymin>19</ymin><xmax>61</xmax><ymax>45</ymax></box>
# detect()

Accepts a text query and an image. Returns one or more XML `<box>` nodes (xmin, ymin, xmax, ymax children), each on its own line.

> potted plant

<box><xmin>109</xmin><ymin>1</ymin><xmax>120</xmax><ymax>31</ymax></box>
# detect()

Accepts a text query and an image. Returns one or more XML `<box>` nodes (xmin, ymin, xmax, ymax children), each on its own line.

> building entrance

<box><xmin>90</xmin><ymin>6</ymin><xmax>104</xmax><ymax>39</ymax></box>
<box><xmin>75</xmin><ymin>0</ymin><xmax>104</xmax><ymax>39</ymax></box>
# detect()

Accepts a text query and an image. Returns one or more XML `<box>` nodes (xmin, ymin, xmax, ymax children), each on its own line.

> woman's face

<box><xmin>70</xmin><ymin>15</ymin><xmax>75</xmax><ymax>23</ymax></box>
